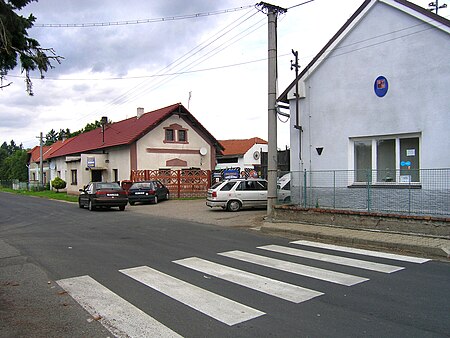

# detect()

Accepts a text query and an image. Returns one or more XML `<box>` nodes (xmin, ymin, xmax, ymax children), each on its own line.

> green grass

<box><xmin>0</xmin><ymin>187</ymin><xmax>78</xmax><ymax>203</ymax></box>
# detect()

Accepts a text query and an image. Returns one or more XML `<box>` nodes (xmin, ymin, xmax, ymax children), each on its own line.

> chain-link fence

<box><xmin>284</xmin><ymin>169</ymin><xmax>450</xmax><ymax>217</ymax></box>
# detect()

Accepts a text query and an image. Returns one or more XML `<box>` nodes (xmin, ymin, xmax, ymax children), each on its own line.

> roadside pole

<box><xmin>257</xmin><ymin>2</ymin><xmax>287</xmax><ymax>216</ymax></box>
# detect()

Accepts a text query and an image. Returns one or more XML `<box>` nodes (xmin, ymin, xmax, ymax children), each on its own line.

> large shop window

<box><xmin>353</xmin><ymin>135</ymin><xmax>420</xmax><ymax>184</ymax></box>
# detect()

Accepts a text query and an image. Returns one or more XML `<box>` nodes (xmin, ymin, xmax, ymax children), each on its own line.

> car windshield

<box><xmin>96</xmin><ymin>183</ymin><xmax>120</xmax><ymax>190</ymax></box>
<box><xmin>131</xmin><ymin>182</ymin><xmax>153</xmax><ymax>189</ymax></box>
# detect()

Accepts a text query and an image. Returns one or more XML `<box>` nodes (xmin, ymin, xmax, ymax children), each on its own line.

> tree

<box><xmin>0</xmin><ymin>0</ymin><xmax>63</xmax><ymax>95</ymax></box>
<box><xmin>44</xmin><ymin>129</ymin><xmax>58</xmax><ymax>146</ymax></box>
<box><xmin>51</xmin><ymin>176</ymin><xmax>66</xmax><ymax>192</ymax></box>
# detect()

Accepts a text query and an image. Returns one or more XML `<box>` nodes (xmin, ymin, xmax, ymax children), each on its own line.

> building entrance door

<box><xmin>91</xmin><ymin>170</ymin><xmax>103</xmax><ymax>182</ymax></box>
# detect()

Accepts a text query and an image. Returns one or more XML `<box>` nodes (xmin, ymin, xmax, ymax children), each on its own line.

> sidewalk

<box><xmin>260</xmin><ymin>220</ymin><xmax>450</xmax><ymax>260</ymax></box>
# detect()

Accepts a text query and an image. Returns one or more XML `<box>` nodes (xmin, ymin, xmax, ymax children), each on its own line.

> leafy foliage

<box><xmin>0</xmin><ymin>141</ymin><xmax>27</xmax><ymax>180</ymax></box>
<box><xmin>51</xmin><ymin>176</ymin><xmax>66</xmax><ymax>192</ymax></box>
<box><xmin>0</xmin><ymin>0</ymin><xmax>63</xmax><ymax>95</ymax></box>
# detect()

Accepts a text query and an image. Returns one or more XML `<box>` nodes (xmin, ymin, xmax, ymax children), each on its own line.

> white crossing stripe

<box><xmin>218</xmin><ymin>251</ymin><xmax>369</xmax><ymax>286</ymax></box>
<box><xmin>258</xmin><ymin>245</ymin><xmax>404</xmax><ymax>273</ymax></box>
<box><xmin>56</xmin><ymin>275</ymin><xmax>181</xmax><ymax>338</ymax></box>
<box><xmin>174</xmin><ymin>257</ymin><xmax>323</xmax><ymax>303</ymax></box>
<box><xmin>120</xmin><ymin>266</ymin><xmax>265</xmax><ymax>326</ymax></box>
<box><xmin>291</xmin><ymin>240</ymin><xmax>431</xmax><ymax>263</ymax></box>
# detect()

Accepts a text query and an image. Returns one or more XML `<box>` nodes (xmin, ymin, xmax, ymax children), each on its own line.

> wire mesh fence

<box><xmin>285</xmin><ymin>169</ymin><xmax>450</xmax><ymax>217</ymax></box>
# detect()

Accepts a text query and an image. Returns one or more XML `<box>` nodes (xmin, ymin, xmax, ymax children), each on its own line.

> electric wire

<box><xmin>33</xmin><ymin>5</ymin><xmax>255</xmax><ymax>28</ymax></box>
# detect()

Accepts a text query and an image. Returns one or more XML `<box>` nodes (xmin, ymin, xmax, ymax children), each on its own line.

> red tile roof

<box><xmin>219</xmin><ymin>137</ymin><xmax>267</xmax><ymax>156</ymax></box>
<box><xmin>28</xmin><ymin>139</ymin><xmax>74</xmax><ymax>163</ymax></box>
<box><xmin>48</xmin><ymin>103</ymin><xmax>222</xmax><ymax>158</ymax></box>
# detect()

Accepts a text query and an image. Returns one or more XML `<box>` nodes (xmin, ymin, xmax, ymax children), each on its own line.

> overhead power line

<box><xmin>34</xmin><ymin>5</ymin><xmax>255</xmax><ymax>28</ymax></box>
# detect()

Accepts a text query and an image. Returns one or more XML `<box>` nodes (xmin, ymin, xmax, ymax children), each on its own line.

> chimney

<box><xmin>137</xmin><ymin>107</ymin><xmax>144</xmax><ymax>119</ymax></box>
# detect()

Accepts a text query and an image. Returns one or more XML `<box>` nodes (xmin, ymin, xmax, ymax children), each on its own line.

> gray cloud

<box><xmin>23</xmin><ymin>1</ymin><xmax>232</xmax><ymax>78</ymax></box>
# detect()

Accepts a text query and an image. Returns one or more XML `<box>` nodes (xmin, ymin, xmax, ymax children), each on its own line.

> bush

<box><xmin>51</xmin><ymin>177</ymin><xmax>66</xmax><ymax>192</ymax></box>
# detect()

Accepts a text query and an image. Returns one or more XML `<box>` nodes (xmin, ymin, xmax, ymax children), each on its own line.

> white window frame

<box><xmin>350</xmin><ymin>133</ymin><xmax>421</xmax><ymax>185</ymax></box>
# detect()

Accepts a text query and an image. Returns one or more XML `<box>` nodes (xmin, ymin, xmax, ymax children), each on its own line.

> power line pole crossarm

<box><xmin>256</xmin><ymin>2</ymin><xmax>287</xmax><ymax>216</ymax></box>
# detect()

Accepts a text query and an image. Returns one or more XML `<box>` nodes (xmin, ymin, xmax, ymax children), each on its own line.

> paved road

<box><xmin>1</xmin><ymin>193</ymin><xmax>449</xmax><ymax>337</ymax></box>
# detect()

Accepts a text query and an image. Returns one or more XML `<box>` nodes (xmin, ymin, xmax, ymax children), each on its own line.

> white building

<box><xmin>278</xmin><ymin>0</ymin><xmax>449</xmax><ymax>215</ymax></box>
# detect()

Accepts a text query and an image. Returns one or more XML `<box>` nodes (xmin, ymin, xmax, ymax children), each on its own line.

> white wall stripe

<box><xmin>174</xmin><ymin>257</ymin><xmax>323</xmax><ymax>303</ymax></box>
<box><xmin>120</xmin><ymin>266</ymin><xmax>265</xmax><ymax>326</ymax></box>
<box><xmin>291</xmin><ymin>240</ymin><xmax>431</xmax><ymax>263</ymax></box>
<box><xmin>218</xmin><ymin>251</ymin><xmax>369</xmax><ymax>286</ymax></box>
<box><xmin>258</xmin><ymin>245</ymin><xmax>404</xmax><ymax>273</ymax></box>
<box><xmin>56</xmin><ymin>275</ymin><xmax>181</xmax><ymax>338</ymax></box>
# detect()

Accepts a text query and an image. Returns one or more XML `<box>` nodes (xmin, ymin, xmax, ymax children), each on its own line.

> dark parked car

<box><xmin>78</xmin><ymin>182</ymin><xmax>128</xmax><ymax>211</ymax></box>
<box><xmin>127</xmin><ymin>180</ymin><xmax>170</xmax><ymax>205</ymax></box>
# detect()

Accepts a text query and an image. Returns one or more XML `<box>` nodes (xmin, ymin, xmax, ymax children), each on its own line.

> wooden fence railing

<box><xmin>130</xmin><ymin>169</ymin><xmax>211</xmax><ymax>198</ymax></box>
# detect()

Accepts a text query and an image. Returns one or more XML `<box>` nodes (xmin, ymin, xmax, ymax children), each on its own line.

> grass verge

<box><xmin>0</xmin><ymin>188</ymin><xmax>78</xmax><ymax>203</ymax></box>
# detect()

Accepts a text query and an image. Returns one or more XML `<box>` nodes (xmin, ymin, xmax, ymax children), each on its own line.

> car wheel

<box><xmin>129</xmin><ymin>201</ymin><xmax>135</xmax><ymax>206</ymax></box>
<box><xmin>227</xmin><ymin>200</ymin><xmax>241</xmax><ymax>212</ymax></box>
<box><xmin>119</xmin><ymin>205</ymin><xmax>125</xmax><ymax>211</ymax></box>
<box><xmin>165</xmin><ymin>192</ymin><xmax>169</xmax><ymax>200</ymax></box>
<box><xmin>88</xmin><ymin>200</ymin><xmax>95</xmax><ymax>211</ymax></box>
<box><xmin>283</xmin><ymin>196</ymin><xmax>291</xmax><ymax>203</ymax></box>
<box><xmin>153</xmin><ymin>196</ymin><xmax>158</xmax><ymax>204</ymax></box>
<box><xmin>78</xmin><ymin>200</ymin><xmax>84</xmax><ymax>209</ymax></box>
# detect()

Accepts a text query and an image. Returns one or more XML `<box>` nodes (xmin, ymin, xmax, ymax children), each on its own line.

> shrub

<box><xmin>51</xmin><ymin>177</ymin><xmax>66</xmax><ymax>192</ymax></box>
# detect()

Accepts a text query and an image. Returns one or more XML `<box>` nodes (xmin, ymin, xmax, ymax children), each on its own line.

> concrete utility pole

<box><xmin>257</xmin><ymin>2</ymin><xmax>287</xmax><ymax>216</ymax></box>
<box><xmin>39</xmin><ymin>132</ymin><xmax>44</xmax><ymax>187</ymax></box>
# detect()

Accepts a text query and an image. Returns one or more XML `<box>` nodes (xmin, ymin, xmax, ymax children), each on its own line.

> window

<box><xmin>165</xmin><ymin>129</ymin><xmax>174</xmax><ymax>142</ymax></box>
<box><xmin>164</xmin><ymin>124</ymin><xmax>188</xmax><ymax>143</ymax></box>
<box><xmin>71</xmin><ymin>170</ymin><xmax>77</xmax><ymax>185</ymax></box>
<box><xmin>352</xmin><ymin>135</ymin><xmax>420</xmax><ymax>183</ymax></box>
<box><xmin>178</xmin><ymin>129</ymin><xmax>187</xmax><ymax>142</ymax></box>
<box><xmin>354</xmin><ymin>141</ymin><xmax>372</xmax><ymax>182</ymax></box>
<box><xmin>113</xmin><ymin>169</ymin><xmax>118</xmax><ymax>182</ymax></box>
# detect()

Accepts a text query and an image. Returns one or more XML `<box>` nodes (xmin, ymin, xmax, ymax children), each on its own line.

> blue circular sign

<box><xmin>374</xmin><ymin>76</ymin><xmax>388</xmax><ymax>97</ymax></box>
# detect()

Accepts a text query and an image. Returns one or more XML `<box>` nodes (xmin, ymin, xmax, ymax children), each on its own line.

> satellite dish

<box><xmin>253</xmin><ymin>151</ymin><xmax>260</xmax><ymax>160</ymax></box>
<box><xmin>200</xmin><ymin>147</ymin><xmax>207</xmax><ymax>156</ymax></box>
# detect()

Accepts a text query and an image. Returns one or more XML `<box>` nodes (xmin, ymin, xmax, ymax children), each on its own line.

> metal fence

<box><xmin>287</xmin><ymin>169</ymin><xmax>450</xmax><ymax>217</ymax></box>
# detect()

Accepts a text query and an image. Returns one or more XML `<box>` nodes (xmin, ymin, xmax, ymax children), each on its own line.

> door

<box><xmin>91</xmin><ymin>170</ymin><xmax>103</xmax><ymax>182</ymax></box>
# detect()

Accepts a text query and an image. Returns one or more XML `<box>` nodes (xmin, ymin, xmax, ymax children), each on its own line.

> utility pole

<box><xmin>257</xmin><ymin>2</ymin><xmax>287</xmax><ymax>216</ymax></box>
<box><xmin>428</xmin><ymin>0</ymin><xmax>447</xmax><ymax>14</ymax></box>
<box><xmin>38</xmin><ymin>132</ymin><xmax>44</xmax><ymax>187</ymax></box>
<box><xmin>291</xmin><ymin>49</ymin><xmax>302</xmax><ymax>161</ymax></box>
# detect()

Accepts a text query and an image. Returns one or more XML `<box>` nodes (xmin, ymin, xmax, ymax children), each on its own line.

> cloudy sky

<box><xmin>1</xmin><ymin>0</ymin><xmax>447</xmax><ymax>149</ymax></box>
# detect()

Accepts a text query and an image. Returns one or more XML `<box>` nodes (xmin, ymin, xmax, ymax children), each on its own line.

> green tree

<box><xmin>0</xmin><ymin>0</ymin><xmax>63</xmax><ymax>95</ymax></box>
<box><xmin>44</xmin><ymin>129</ymin><xmax>58</xmax><ymax>146</ymax></box>
<box><xmin>1</xmin><ymin>148</ymin><xmax>27</xmax><ymax>180</ymax></box>
<box><xmin>51</xmin><ymin>176</ymin><xmax>66</xmax><ymax>192</ymax></box>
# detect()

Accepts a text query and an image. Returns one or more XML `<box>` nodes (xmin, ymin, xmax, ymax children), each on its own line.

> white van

<box><xmin>277</xmin><ymin>173</ymin><xmax>291</xmax><ymax>203</ymax></box>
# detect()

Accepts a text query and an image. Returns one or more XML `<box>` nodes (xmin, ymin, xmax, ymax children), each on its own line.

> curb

<box><xmin>260</xmin><ymin>223</ymin><xmax>450</xmax><ymax>260</ymax></box>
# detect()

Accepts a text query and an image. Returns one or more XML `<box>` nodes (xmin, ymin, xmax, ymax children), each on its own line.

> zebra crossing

<box><xmin>56</xmin><ymin>240</ymin><xmax>430</xmax><ymax>336</ymax></box>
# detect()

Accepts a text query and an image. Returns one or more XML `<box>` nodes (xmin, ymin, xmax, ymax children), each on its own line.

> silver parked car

<box><xmin>206</xmin><ymin>178</ymin><xmax>268</xmax><ymax>212</ymax></box>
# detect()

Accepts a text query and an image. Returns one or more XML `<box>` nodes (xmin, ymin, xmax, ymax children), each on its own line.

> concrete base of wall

<box><xmin>273</xmin><ymin>205</ymin><xmax>450</xmax><ymax>239</ymax></box>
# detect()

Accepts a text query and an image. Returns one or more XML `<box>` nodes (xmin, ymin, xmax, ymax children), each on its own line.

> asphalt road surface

<box><xmin>1</xmin><ymin>192</ymin><xmax>449</xmax><ymax>337</ymax></box>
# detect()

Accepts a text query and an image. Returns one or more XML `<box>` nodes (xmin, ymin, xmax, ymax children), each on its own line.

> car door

<box><xmin>253</xmin><ymin>180</ymin><xmax>268</xmax><ymax>207</ymax></box>
<box><xmin>235</xmin><ymin>181</ymin><xmax>263</xmax><ymax>207</ymax></box>
<box><xmin>79</xmin><ymin>183</ymin><xmax>93</xmax><ymax>206</ymax></box>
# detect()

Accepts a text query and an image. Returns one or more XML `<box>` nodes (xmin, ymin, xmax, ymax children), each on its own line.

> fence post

<box><xmin>303</xmin><ymin>169</ymin><xmax>307</xmax><ymax>208</ymax></box>
<box><xmin>333</xmin><ymin>170</ymin><xmax>336</xmax><ymax>209</ymax></box>
<box><xmin>177</xmin><ymin>170</ymin><xmax>181</xmax><ymax>198</ymax></box>
<box><xmin>367</xmin><ymin>169</ymin><xmax>371</xmax><ymax>212</ymax></box>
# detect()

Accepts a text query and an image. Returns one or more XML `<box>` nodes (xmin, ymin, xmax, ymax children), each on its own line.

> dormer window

<box><xmin>164</xmin><ymin>124</ymin><xmax>188</xmax><ymax>144</ymax></box>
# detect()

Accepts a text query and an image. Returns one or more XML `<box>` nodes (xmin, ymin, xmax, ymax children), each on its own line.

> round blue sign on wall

<box><xmin>374</xmin><ymin>76</ymin><xmax>388</xmax><ymax>97</ymax></box>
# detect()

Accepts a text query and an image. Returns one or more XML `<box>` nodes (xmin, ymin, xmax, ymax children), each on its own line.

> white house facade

<box><xmin>278</xmin><ymin>0</ymin><xmax>449</xmax><ymax>216</ymax></box>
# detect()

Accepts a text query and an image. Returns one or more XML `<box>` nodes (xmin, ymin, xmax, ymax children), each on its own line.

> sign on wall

<box><xmin>374</xmin><ymin>76</ymin><xmax>388</xmax><ymax>97</ymax></box>
<box><xmin>87</xmin><ymin>157</ymin><xmax>95</xmax><ymax>168</ymax></box>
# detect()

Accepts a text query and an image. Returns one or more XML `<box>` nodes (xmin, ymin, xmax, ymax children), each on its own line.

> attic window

<box><xmin>164</xmin><ymin>124</ymin><xmax>188</xmax><ymax>144</ymax></box>
<box><xmin>165</xmin><ymin>129</ymin><xmax>174</xmax><ymax>142</ymax></box>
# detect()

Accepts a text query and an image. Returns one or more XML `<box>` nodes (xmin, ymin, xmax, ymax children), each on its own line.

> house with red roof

<box><xmin>42</xmin><ymin>103</ymin><xmax>223</xmax><ymax>194</ymax></box>
<box><xmin>27</xmin><ymin>139</ymin><xmax>74</xmax><ymax>187</ymax></box>
<box><xmin>216</xmin><ymin>137</ymin><xmax>268</xmax><ymax>173</ymax></box>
